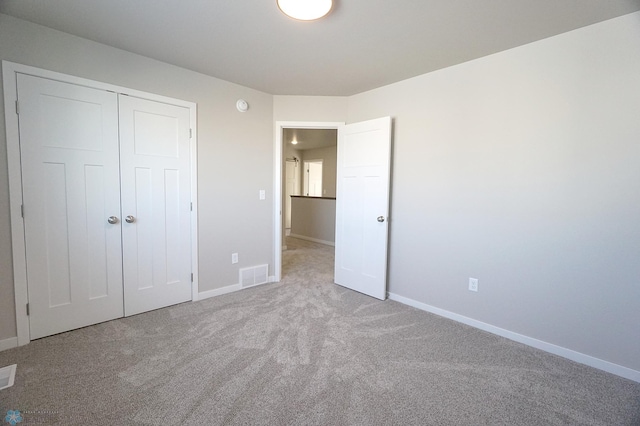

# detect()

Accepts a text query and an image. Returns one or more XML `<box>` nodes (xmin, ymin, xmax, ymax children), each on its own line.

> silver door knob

<box><xmin>107</xmin><ymin>216</ymin><xmax>119</xmax><ymax>224</ymax></box>
<box><xmin>125</xmin><ymin>215</ymin><xmax>135</xmax><ymax>223</ymax></box>
<box><xmin>377</xmin><ymin>216</ymin><xmax>385</xmax><ymax>222</ymax></box>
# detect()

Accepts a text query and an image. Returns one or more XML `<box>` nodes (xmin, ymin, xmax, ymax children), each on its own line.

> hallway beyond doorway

<box><xmin>282</xmin><ymin>236</ymin><xmax>334</xmax><ymax>280</ymax></box>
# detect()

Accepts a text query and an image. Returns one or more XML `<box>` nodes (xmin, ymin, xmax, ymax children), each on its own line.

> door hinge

<box><xmin>189</xmin><ymin>128</ymin><xmax>193</xmax><ymax>139</ymax></box>
<box><xmin>191</xmin><ymin>273</ymin><xmax>194</xmax><ymax>282</ymax></box>
<box><xmin>15</xmin><ymin>100</ymin><xmax>19</xmax><ymax>115</ymax></box>
<box><xmin>190</xmin><ymin>202</ymin><xmax>193</xmax><ymax>211</ymax></box>
<box><xmin>21</xmin><ymin>204</ymin><xmax>24</xmax><ymax>218</ymax></box>
<box><xmin>26</xmin><ymin>303</ymin><xmax>29</xmax><ymax>316</ymax></box>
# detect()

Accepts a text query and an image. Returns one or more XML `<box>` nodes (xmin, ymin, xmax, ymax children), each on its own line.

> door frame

<box><xmin>2</xmin><ymin>61</ymin><xmax>200</xmax><ymax>346</ymax></box>
<box><xmin>273</xmin><ymin>121</ymin><xmax>344</xmax><ymax>282</ymax></box>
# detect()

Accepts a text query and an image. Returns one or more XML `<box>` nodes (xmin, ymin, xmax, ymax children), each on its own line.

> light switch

<box><xmin>259</xmin><ymin>190</ymin><xmax>266</xmax><ymax>200</ymax></box>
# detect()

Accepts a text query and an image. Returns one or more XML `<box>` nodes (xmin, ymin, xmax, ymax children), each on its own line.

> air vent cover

<box><xmin>239</xmin><ymin>264</ymin><xmax>269</xmax><ymax>287</ymax></box>
<box><xmin>0</xmin><ymin>364</ymin><xmax>17</xmax><ymax>390</ymax></box>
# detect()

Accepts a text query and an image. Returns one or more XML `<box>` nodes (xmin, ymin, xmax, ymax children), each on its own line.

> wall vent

<box><xmin>240</xmin><ymin>264</ymin><xmax>269</xmax><ymax>288</ymax></box>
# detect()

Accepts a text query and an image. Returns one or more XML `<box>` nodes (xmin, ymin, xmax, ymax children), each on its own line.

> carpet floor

<box><xmin>0</xmin><ymin>237</ymin><xmax>639</xmax><ymax>425</ymax></box>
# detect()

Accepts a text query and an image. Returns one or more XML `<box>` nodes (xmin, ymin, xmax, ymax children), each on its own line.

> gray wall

<box><xmin>0</xmin><ymin>14</ymin><xmax>274</xmax><ymax>340</ymax></box>
<box><xmin>347</xmin><ymin>13</ymin><xmax>640</xmax><ymax>371</ymax></box>
<box><xmin>273</xmin><ymin>96</ymin><xmax>347</xmax><ymax>123</ymax></box>
<box><xmin>290</xmin><ymin>197</ymin><xmax>336</xmax><ymax>244</ymax></box>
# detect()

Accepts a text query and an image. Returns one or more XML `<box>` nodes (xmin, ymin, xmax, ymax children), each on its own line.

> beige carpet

<box><xmin>0</xmin><ymin>237</ymin><xmax>638</xmax><ymax>425</ymax></box>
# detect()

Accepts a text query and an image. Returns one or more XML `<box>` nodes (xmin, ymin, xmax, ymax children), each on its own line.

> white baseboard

<box><xmin>0</xmin><ymin>337</ymin><xmax>18</xmax><ymax>352</ymax></box>
<box><xmin>288</xmin><ymin>234</ymin><xmax>335</xmax><ymax>246</ymax></box>
<box><xmin>198</xmin><ymin>283</ymin><xmax>243</xmax><ymax>300</ymax></box>
<box><xmin>197</xmin><ymin>279</ymin><xmax>274</xmax><ymax>301</ymax></box>
<box><xmin>388</xmin><ymin>292</ymin><xmax>640</xmax><ymax>383</ymax></box>
<box><xmin>269</xmin><ymin>275</ymin><xmax>278</xmax><ymax>283</ymax></box>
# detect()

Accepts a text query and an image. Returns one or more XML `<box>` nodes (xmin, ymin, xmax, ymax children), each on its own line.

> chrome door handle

<box><xmin>377</xmin><ymin>216</ymin><xmax>385</xmax><ymax>223</ymax></box>
<box><xmin>107</xmin><ymin>216</ymin><xmax>119</xmax><ymax>224</ymax></box>
<box><xmin>125</xmin><ymin>215</ymin><xmax>135</xmax><ymax>223</ymax></box>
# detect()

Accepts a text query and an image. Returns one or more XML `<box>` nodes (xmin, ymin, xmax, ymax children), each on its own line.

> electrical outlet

<box><xmin>232</xmin><ymin>253</ymin><xmax>238</xmax><ymax>264</ymax></box>
<box><xmin>469</xmin><ymin>278</ymin><xmax>478</xmax><ymax>292</ymax></box>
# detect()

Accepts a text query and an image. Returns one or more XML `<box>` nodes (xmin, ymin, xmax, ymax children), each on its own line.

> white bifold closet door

<box><xmin>18</xmin><ymin>74</ymin><xmax>124</xmax><ymax>339</ymax></box>
<box><xmin>118</xmin><ymin>95</ymin><xmax>192</xmax><ymax>316</ymax></box>
<box><xmin>17</xmin><ymin>74</ymin><xmax>192</xmax><ymax>339</ymax></box>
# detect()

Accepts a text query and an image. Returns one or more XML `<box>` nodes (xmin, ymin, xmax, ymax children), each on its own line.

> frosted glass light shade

<box><xmin>277</xmin><ymin>0</ymin><xmax>333</xmax><ymax>21</ymax></box>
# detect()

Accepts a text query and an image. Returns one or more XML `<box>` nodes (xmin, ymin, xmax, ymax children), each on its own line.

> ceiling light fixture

<box><xmin>277</xmin><ymin>0</ymin><xmax>333</xmax><ymax>21</ymax></box>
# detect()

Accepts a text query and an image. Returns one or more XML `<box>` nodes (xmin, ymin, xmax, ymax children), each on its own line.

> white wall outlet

<box><xmin>259</xmin><ymin>190</ymin><xmax>266</xmax><ymax>200</ymax></box>
<box><xmin>232</xmin><ymin>253</ymin><xmax>238</xmax><ymax>264</ymax></box>
<box><xmin>469</xmin><ymin>278</ymin><xmax>478</xmax><ymax>292</ymax></box>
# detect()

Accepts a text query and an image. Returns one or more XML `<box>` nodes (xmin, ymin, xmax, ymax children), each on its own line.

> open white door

<box><xmin>334</xmin><ymin>117</ymin><xmax>392</xmax><ymax>300</ymax></box>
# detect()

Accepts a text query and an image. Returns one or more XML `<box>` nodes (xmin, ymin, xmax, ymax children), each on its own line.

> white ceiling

<box><xmin>1</xmin><ymin>0</ymin><xmax>638</xmax><ymax>96</ymax></box>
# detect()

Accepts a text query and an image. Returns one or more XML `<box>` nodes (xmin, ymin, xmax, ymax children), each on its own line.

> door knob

<box><xmin>125</xmin><ymin>215</ymin><xmax>136</xmax><ymax>223</ymax></box>
<box><xmin>107</xmin><ymin>216</ymin><xmax>119</xmax><ymax>224</ymax></box>
<box><xmin>377</xmin><ymin>216</ymin><xmax>385</xmax><ymax>223</ymax></box>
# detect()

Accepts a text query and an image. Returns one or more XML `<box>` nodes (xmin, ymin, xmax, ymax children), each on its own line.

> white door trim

<box><xmin>2</xmin><ymin>61</ymin><xmax>199</xmax><ymax>346</ymax></box>
<box><xmin>274</xmin><ymin>121</ymin><xmax>344</xmax><ymax>282</ymax></box>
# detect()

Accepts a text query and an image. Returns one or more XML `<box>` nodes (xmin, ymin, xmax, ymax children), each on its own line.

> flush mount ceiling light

<box><xmin>277</xmin><ymin>0</ymin><xmax>333</xmax><ymax>21</ymax></box>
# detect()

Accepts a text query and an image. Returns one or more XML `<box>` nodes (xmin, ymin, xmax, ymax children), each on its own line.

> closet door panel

<box><xmin>17</xmin><ymin>74</ymin><xmax>124</xmax><ymax>339</ymax></box>
<box><xmin>118</xmin><ymin>95</ymin><xmax>192</xmax><ymax>316</ymax></box>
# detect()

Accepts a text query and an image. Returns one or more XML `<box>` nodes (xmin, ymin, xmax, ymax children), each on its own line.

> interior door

<box><xmin>334</xmin><ymin>117</ymin><xmax>392</xmax><ymax>300</ymax></box>
<box><xmin>304</xmin><ymin>160</ymin><xmax>323</xmax><ymax>196</ymax></box>
<box><xmin>17</xmin><ymin>74</ymin><xmax>124</xmax><ymax>339</ymax></box>
<box><xmin>118</xmin><ymin>95</ymin><xmax>193</xmax><ymax>316</ymax></box>
<box><xmin>285</xmin><ymin>160</ymin><xmax>298</xmax><ymax>229</ymax></box>
<box><xmin>308</xmin><ymin>161</ymin><xmax>323</xmax><ymax>196</ymax></box>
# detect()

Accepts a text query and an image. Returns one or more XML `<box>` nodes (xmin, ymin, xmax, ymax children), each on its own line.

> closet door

<box><xmin>118</xmin><ymin>95</ymin><xmax>193</xmax><ymax>316</ymax></box>
<box><xmin>17</xmin><ymin>74</ymin><xmax>124</xmax><ymax>339</ymax></box>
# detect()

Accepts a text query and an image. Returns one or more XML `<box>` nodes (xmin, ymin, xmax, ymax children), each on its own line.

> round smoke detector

<box><xmin>236</xmin><ymin>99</ymin><xmax>249</xmax><ymax>112</ymax></box>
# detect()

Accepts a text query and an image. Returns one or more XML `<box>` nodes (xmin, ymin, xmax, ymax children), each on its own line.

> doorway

<box><xmin>284</xmin><ymin>158</ymin><xmax>299</xmax><ymax>230</ymax></box>
<box><xmin>274</xmin><ymin>122</ymin><xmax>343</xmax><ymax>281</ymax></box>
<box><xmin>282</xmin><ymin>127</ymin><xmax>337</xmax><ymax>242</ymax></box>
<box><xmin>303</xmin><ymin>160</ymin><xmax>323</xmax><ymax>197</ymax></box>
<box><xmin>274</xmin><ymin>118</ymin><xmax>393</xmax><ymax>300</ymax></box>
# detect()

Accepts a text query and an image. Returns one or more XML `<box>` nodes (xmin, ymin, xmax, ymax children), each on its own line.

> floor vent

<box><xmin>240</xmin><ymin>264</ymin><xmax>269</xmax><ymax>288</ymax></box>
<box><xmin>0</xmin><ymin>364</ymin><xmax>16</xmax><ymax>390</ymax></box>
